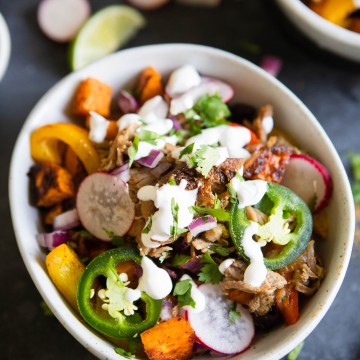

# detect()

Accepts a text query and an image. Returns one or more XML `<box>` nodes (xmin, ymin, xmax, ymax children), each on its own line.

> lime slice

<box><xmin>69</xmin><ymin>5</ymin><xmax>146</xmax><ymax>71</ymax></box>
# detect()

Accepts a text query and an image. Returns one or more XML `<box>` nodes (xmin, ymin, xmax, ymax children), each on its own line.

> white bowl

<box><xmin>9</xmin><ymin>44</ymin><xmax>354</xmax><ymax>360</ymax></box>
<box><xmin>276</xmin><ymin>0</ymin><xmax>360</xmax><ymax>62</ymax></box>
<box><xmin>0</xmin><ymin>12</ymin><xmax>10</xmax><ymax>81</ymax></box>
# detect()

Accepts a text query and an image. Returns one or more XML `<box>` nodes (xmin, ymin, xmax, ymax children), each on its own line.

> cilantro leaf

<box><xmin>79</xmin><ymin>230</ymin><xmax>92</xmax><ymax>237</ymax></box>
<box><xmin>138</xmin><ymin>129</ymin><xmax>162</xmax><ymax>145</ymax></box>
<box><xmin>229</xmin><ymin>302</ymin><xmax>241</xmax><ymax>323</ymax></box>
<box><xmin>168</xmin><ymin>178</ymin><xmax>176</xmax><ymax>186</ymax></box>
<box><xmin>287</xmin><ymin>341</ymin><xmax>305</xmax><ymax>360</ymax></box>
<box><xmin>114</xmin><ymin>347</ymin><xmax>135</xmax><ymax>359</ymax></box>
<box><xmin>173</xmin><ymin>279</ymin><xmax>196</xmax><ymax>308</ymax></box>
<box><xmin>128</xmin><ymin>136</ymin><xmax>139</xmax><ymax>167</ymax></box>
<box><xmin>226</xmin><ymin>183</ymin><xmax>237</xmax><ymax>203</ymax></box>
<box><xmin>179</xmin><ymin>143</ymin><xmax>195</xmax><ymax>159</ymax></box>
<box><xmin>192</xmin><ymin>205</ymin><xmax>230</xmax><ymax>222</ymax></box>
<box><xmin>193</xmin><ymin>94</ymin><xmax>231</xmax><ymax>129</ymax></box>
<box><xmin>103</xmin><ymin>228</ymin><xmax>125</xmax><ymax>247</ymax></box>
<box><xmin>172</xmin><ymin>254</ymin><xmax>191</xmax><ymax>266</ymax></box>
<box><xmin>170</xmin><ymin>198</ymin><xmax>187</xmax><ymax>239</ymax></box>
<box><xmin>198</xmin><ymin>252</ymin><xmax>224</xmax><ymax>284</ymax></box>
<box><xmin>142</xmin><ymin>216</ymin><xmax>152</xmax><ymax>234</ymax></box>
<box><xmin>210</xmin><ymin>245</ymin><xmax>230</xmax><ymax>257</ymax></box>
<box><xmin>159</xmin><ymin>251</ymin><xmax>170</xmax><ymax>263</ymax></box>
<box><xmin>195</xmin><ymin>145</ymin><xmax>220</xmax><ymax>177</ymax></box>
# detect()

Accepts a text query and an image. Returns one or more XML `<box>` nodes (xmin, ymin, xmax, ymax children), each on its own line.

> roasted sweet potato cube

<box><xmin>137</xmin><ymin>67</ymin><xmax>164</xmax><ymax>104</ymax></box>
<box><xmin>28</xmin><ymin>163</ymin><xmax>75</xmax><ymax>207</ymax></box>
<box><xmin>43</xmin><ymin>203</ymin><xmax>63</xmax><ymax>225</ymax></box>
<box><xmin>140</xmin><ymin>315</ymin><xmax>195</xmax><ymax>360</ymax></box>
<box><xmin>72</xmin><ymin>78</ymin><xmax>112</xmax><ymax>117</ymax></box>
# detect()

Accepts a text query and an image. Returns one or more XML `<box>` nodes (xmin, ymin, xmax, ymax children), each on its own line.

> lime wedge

<box><xmin>69</xmin><ymin>5</ymin><xmax>146</xmax><ymax>71</ymax></box>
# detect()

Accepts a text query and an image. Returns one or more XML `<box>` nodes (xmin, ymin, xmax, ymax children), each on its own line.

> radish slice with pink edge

<box><xmin>186</xmin><ymin>283</ymin><xmax>254</xmax><ymax>355</ymax></box>
<box><xmin>37</xmin><ymin>0</ymin><xmax>91</xmax><ymax>43</ymax></box>
<box><xmin>170</xmin><ymin>78</ymin><xmax>234</xmax><ymax>115</ymax></box>
<box><xmin>281</xmin><ymin>154</ymin><xmax>333</xmax><ymax>212</ymax></box>
<box><xmin>76</xmin><ymin>172</ymin><xmax>135</xmax><ymax>241</ymax></box>
<box><xmin>127</xmin><ymin>0</ymin><xmax>170</xmax><ymax>10</ymax></box>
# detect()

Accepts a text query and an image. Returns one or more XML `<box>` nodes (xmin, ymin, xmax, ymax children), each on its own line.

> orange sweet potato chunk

<box><xmin>28</xmin><ymin>163</ymin><xmax>75</xmax><ymax>207</ymax></box>
<box><xmin>140</xmin><ymin>316</ymin><xmax>195</xmax><ymax>360</ymax></box>
<box><xmin>72</xmin><ymin>78</ymin><xmax>112</xmax><ymax>117</ymax></box>
<box><xmin>137</xmin><ymin>67</ymin><xmax>164</xmax><ymax>104</ymax></box>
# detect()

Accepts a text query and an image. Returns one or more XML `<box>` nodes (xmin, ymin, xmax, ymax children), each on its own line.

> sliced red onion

<box><xmin>137</xmin><ymin>149</ymin><xmax>164</xmax><ymax>168</ymax></box>
<box><xmin>170</xmin><ymin>77</ymin><xmax>234</xmax><ymax>115</ymax></box>
<box><xmin>36</xmin><ymin>230</ymin><xmax>70</xmax><ymax>250</ymax></box>
<box><xmin>118</xmin><ymin>90</ymin><xmax>139</xmax><ymax>114</ymax></box>
<box><xmin>188</xmin><ymin>215</ymin><xmax>217</xmax><ymax>237</ymax></box>
<box><xmin>260</xmin><ymin>55</ymin><xmax>283</xmax><ymax>77</ymax></box>
<box><xmin>179</xmin><ymin>256</ymin><xmax>203</xmax><ymax>274</ymax></box>
<box><xmin>160</xmin><ymin>298</ymin><xmax>176</xmax><ymax>321</ymax></box>
<box><xmin>169</xmin><ymin>114</ymin><xmax>182</xmax><ymax>130</ymax></box>
<box><xmin>53</xmin><ymin>209</ymin><xmax>80</xmax><ymax>230</ymax></box>
<box><xmin>111</xmin><ymin>162</ymin><xmax>130</xmax><ymax>183</ymax></box>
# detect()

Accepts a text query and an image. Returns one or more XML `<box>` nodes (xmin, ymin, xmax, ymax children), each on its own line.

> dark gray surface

<box><xmin>1</xmin><ymin>0</ymin><xmax>359</xmax><ymax>359</ymax></box>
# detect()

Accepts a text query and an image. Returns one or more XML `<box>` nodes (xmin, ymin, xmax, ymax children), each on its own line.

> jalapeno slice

<box><xmin>77</xmin><ymin>248</ymin><xmax>162</xmax><ymax>339</ymax></box>
<box><xmin>229</xmin><ymin>183</ymin><xmax>312</xmax><ymax>270</ymax></box>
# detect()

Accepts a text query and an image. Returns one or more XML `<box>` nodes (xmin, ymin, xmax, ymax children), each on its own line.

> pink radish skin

<box><xmin>38</xmin><ymin>0</ymin><xmax>90</xmax><ymax>42</ymax></box>
<box><xmin>281</xmin><ymin>154</ymin><xmax>333</xmax><ymax>212</ymax></box>
<box><xmin>186</xmin><ymin>283</ymin><xmax>255</xmax><ymax>355</ymax></box>
<box><xmin>170</xmin><ymin>77</ymin><xmax>234</xmax><ymax>115</ymax></box>
<box><xmin>127</xmin><ymin>0</ymin><xmax>170</xmax><ymax>10</ymax></box>
<box><xmin>76</xmin><ymin>172</ymin><xmax>135</xmax><ymax>241</ymax></box>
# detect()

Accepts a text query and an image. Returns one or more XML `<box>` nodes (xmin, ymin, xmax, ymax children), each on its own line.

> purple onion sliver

<box><xmin>36</xmin><ymin>230</ymin><xmax>70</xmax><ymax>250</ymax></box>
<box><xmin>118</xmin><ymin>90</ymin><xmax>139</xmax><ymax>114</ymax></box>
<box><xmin>169</xmin><ymin>114</ymin><xmax>182</xmax><ymax>130</ymax></box>
<box><xmin>53</xmin><ymin>208</ymin><xmax>80</xmax><ymax>230</ymax></box>
<box><xmin>188</xmin><ymin>215</ymin><xmax>217</xmax><ymax>237</ymax></box>
<box><xmin>260</xmin><ymin>55</ymin><xmax>283</xmax><ymax>77</ymax></box>
<box><xmin>111</xmin><ymin>163</ymin><xmax>130</xmax><ymax>183</ymax></box>
<box><xmin>179</xmin><ymin>257</ymin><xmax>203</xmax><ymax>274</ymax></box>
<box><xmin>137</xmin><ymin>150</ymin><xmax>164</xmax><ymax>168</ymax></box>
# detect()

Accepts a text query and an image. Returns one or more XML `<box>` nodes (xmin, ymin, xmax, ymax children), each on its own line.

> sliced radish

<box><xmin>127</xmin><ymin>0</ymin><xmax>170</xmax><ymax>10</ymax></box>
<box><xmin>170</xmin><ymin>78</ymin><xmax>234</xmax><ymax>115</ymax></box>
<box><xmin>281</xmin><ymin>154</ymin><xmax>333</xmax><ymax>212</ymax></box>
<box><xmin>37</xmin><ymin>0</ymin><xmax>90</xmax><ymax>42</ymax></box>
<box><xmin>186</xmin><ymin>283</ymin><xmax>254</xmax><ymax>355</ymax></box>
<box><xmin>76</xmin><ymin>172</ymin><xmax>135</xmax><ymax>241</ymax></box>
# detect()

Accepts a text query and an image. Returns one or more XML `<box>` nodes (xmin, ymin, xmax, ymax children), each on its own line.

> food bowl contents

<box><xmin>303</xmin><ymin>0</ymin><xmax>360</xmax><ymax>33</ymax></box>
<box><xmin>28</xmin><ymin>64</ymin><xmax>332</xmax><ymax>359</ymax></box>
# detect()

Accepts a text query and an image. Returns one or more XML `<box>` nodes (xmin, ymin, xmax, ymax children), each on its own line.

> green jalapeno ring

<box><xmin>77</xmin><ymin>248</ymin><xmax>162</xmax><ymax>339</ymax></box>
<box><xmin>229</xmin><ymin>183</ymin><xmax>313</xmax><ymax>270</ymax></box>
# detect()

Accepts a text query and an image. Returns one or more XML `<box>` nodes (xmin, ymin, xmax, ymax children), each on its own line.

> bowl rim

<box><xmin>276</xmin><ymin>0</ymin><xmax>360</xmax><ymax>49</ymax></box>
<box><xmin>0</xmin><ymin>12</ymin><xmax>11</xmax><ymax>81</ymax></box>
<box><xmin>9</xmin><ymin>43</ymin><xmax>355</xmax><ymax>360</ymax></box>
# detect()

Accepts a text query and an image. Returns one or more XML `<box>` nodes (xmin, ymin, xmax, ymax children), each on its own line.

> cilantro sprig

<box><xmin>198</xmin><ymin>252</ymin><xmax>224</xmax><ymax>284</ymax></box>
<box><xmin>170</xmin><ymin>198</ymin><xmax>187</xmax><ymax>239</ymax></box>
<box><xmin>229</xmin><ymin>302</ymin><xmax>241</xmax><ymax>323</ymax></box>
<box><xmin>173</xmin><ymin>279</ymin><xmax>196</xmax><ymax>308</ymax></box>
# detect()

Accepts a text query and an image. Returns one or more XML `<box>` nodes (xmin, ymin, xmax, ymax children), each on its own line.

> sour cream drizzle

<box><xmin>179</xmin><ymin>274</ymin><xmax>205</xmax><ymax>313</ymax></box>
<box><xmin>166</xmin><ymin>64</ymin><xmax>201</xmax><ymax>97</ymax></box>
<box><xmin>242</xmin><ymin>222</ymin><xmax>268</xmax><ymax>288</ymax></box>
<box><xmin>89</xmin><ymin>112</ymin><xmax>109</xmax><ymax>143</ymax></box>
<box><xmin>231</xmin><ymin>177</ymin><xmax>268</xmax><ymax>209</ymax></box>
<box><xmin>185</xmin><ymin>125</ymin><xmax>252</xmax><ymax>159</ymax></box>
<box><xmin>137</xmin><ymin>179</ymin><xmax>198</xmax><ymax>248</ymax></box>
<box><xmin>218</xmin><ymin>258</ymin><xmax>235</xmax><ymax>275</ymax></box>
<box><xmin>125</xmin><ymin>256</ymin><xmax>172</xmax><ymax>301</ymax></box>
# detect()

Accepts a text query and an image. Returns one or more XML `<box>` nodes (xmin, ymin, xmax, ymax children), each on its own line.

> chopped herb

<box><xmin>282</xmin><ymin>295</ymin><xmax>288</xmax><ymax>302</ymax></box>
<box><xmin>198</xmin><ymin>252</ymin><xmax>224</xmax><ymax>284</ymax></box>
<box><xmin>172</xmin><ymin>254</ymin><xmax>191</xmax><ymax>266</ymax></box>
<box><xmin>128</xmin><ymin>136</ymin><xmax>139</xmax><ymax>167</ymax></box>
<box><xmin>235</xmin><ymin>172</ymin><xmax>245</xmax><ymax>182</ymax></box>
<box><xmin>40</xmin><ymin>300</ymin><xmax>53</xmax><ymax>317</ymax></box>
<box><xmin>202</xmin><ymin>216</ymin><xmax>209</xmax><ymax>223</ymax></box>
<box><xmin>173</xmin><ymin>279</ymin><xmax>196</xmax><ymax>308</ymax></box>
<box><xmin>184</xmin><ymin>109</ymin><xmax>202</xmax><ymax>136</ymax></box>
<box><xmin>226</xmin><ymin>183</ymin><xmax>237</xmax><ymax>203</ymax></box>
<box><xmin>138</xmin><ymin>129</ymin><xmax>162</xmax><ymax>145</ymax></box>
<box><xmin>114</xmin><ymin>347</ymin><xmax>135</xmax><ymax>359</ymax></box>
<box><xmin>210</xmin><ymin>245</ymin><xmax>230</xmax><ymax>257</ymax></box>
<box><xmin>309</xmin><ymin>193</ymin><xmax>318</xmax><ymax>212</ymax></box>
<box><xmin>348</xmin><ymin>152</ymin><xmax>360</xmax><ymax>202</ymax></box>
<box><xmin>142</xmin><ymin>216</ymin><xmax>153</xmax><ymax>234</ymax></box>
<box><xmin>168</xmin><ymin>178</ymin><xmax>176</xmax><ymax>186</ymax></box>
<box><xmin>192</xmin><ymin>205</ymin><xmax>230</xmax><ymax>222</ymax></box>
<box><xmin>103</xmin><ymin>228</ymin><xmax>125</xmax><ymax>246</ymax></box>
<box><xmin>195</xmin><ymin>145</ymin><xmax>220</xmax><ymax>177</ymax></box>
<box><xmin>179</xmin><ymin>143</ymin><xmax>195</xmax><ymax>159</ymax></box>
<box><xmin>79</xmin><ymin>230</ymin><xmax>92</xmax><ymax>237</ymax></box>
<box><xmin>287</xmin><ymin>341</ymin><xmax>305</xmax><ymax>360</ymax></box>
<box><xmin>213</xmin><ymin>194</ymin><xmax>222</xmax><ymax>209</ymax></box>
<box><xmin>193</xmin><ymin>94</ymin><xmax>231</xmax><ymax>129</ymax></box>
<box><xmin>170</xmin><ymin>198</ymin><xmax>187</xmax><ymax>239</ymax></box>
<box><xmin>229</xmin><ymin>302</ymin><xmax>241</xmax><ymax>323</ymax></box>
<box><xmin>159</xmin><ymin>251</ymin><xmax>170</xmax><ymax>263</ymax></box>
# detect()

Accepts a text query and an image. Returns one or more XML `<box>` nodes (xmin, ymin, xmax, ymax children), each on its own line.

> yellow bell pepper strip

<box><xmin>30</xmin><ymin>123</ymin><xmax>100</xmax><ymax>174</ymax></box>
<box><xmin>46</xmin><ymin>243</ymin><xmax>85</xmax><ymax>310</ymax></box>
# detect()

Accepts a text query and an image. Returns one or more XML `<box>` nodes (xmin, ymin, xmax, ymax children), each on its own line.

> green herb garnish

<box><xmin>173</xmin><ymin>279</ymin><xmax>196</xmax><ymax>308</ymax></box>
<box><xmin>198</xmin><ymin>252</ymin><xmax>223</xmax><ymax>284</ymax></box>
